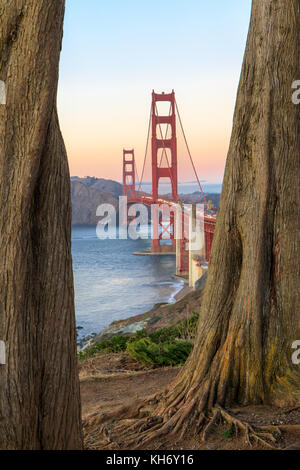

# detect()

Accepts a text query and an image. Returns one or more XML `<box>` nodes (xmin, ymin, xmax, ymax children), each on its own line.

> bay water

<box><xmin>72</xmin><ymin>226</ymin><xmax>183</xmax><ymax>342</ymax></box>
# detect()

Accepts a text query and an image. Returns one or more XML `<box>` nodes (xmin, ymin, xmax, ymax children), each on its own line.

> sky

<box><xmin>58</xmin><ymin>0</ymin><xmax>252</xmax><ymax>184</ymax></box>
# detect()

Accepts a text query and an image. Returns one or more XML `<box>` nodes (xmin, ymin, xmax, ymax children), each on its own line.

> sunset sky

<box><xmin>58</xmin><ymin>0</ymin><xmax>252</xmax><ymax>184</ymax></box>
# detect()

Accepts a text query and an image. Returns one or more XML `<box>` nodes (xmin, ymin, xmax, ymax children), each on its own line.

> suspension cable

<box><xmin>175</xmin><ymin>100</ymin><xmax>207</xmax><ymax>207</ymax></box>
<box><xmin>134</xmin><ymin>163</ymin><xmax>140</xmax><ymax>191</ymax></box>
<box><xmin>137</xmin><ymin>103</ymin><xmax>152</xmax><ymax>193</ymax></box>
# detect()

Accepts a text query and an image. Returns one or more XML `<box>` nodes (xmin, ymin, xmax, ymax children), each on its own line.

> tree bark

<box><xmin>173</xmin><ymin>0</ymin><xmax>300</xmax><ymax>410</ymax></box>
<box><xmin>0</xmin><ymin>1</ymin><xmax>82</xmax><ymax>449</ymax></box>
<box><xmin>85</xmin><ymin>0</ymin><xmax>300</xmax><ymax>448</ymax></box>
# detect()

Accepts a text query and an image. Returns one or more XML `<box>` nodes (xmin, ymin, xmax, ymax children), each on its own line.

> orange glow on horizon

<box><xmin>61</xmin><ymin>102</ymin><xmax>230</xmax><ymax>183</ymax></box>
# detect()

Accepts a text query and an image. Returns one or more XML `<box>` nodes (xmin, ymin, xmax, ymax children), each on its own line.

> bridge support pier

<box><xmin>175</xmin><ymin>203</ymin><xmax>188</xmax><ymax>276</ymax></box>
<box><xmin>175</xmin><ymin>205</ymin><xmax>182</xmax><ymax>275</ymax></box>
<box><xmin>175</xmin><ymin>204</ymin><xmax>206</xmax><ymax>288</ymax></box>
<box><xmin>188</xmin><ymin>205</ymin><xmax>205</xmax><ymax>288</ymax></box>
<box><xmin>151</xmin><ymin>204</ymin><xmax>176</xmax><ymax>254</ymax></box>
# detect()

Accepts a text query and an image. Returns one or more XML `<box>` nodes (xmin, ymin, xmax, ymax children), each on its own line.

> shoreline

<box><xmin>78</xmin><ymin>276</ymin><xmax>205</xmax><ymax>351</ymax></box>
<box><xmin>173</xmin><ymin>283</ymin><xmax>193</xmax><ymax>302</ymax></box>
<box><xmin>77</xmin><ymin>274</ymin><xmax>187</xmax><ymax>349</ymax></box>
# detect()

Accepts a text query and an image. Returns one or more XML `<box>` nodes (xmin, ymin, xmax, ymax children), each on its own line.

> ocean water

<box><xmin>72</xmin><ymin>225</ymin><xmax>184</xmax><ymax>342</ymax></box>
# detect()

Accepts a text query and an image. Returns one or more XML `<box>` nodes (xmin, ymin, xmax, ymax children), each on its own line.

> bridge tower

<box><xmin>151</xmin><ymin>90</ymin><xmax>178</xmax><ymax>252</ymax></box>
<box><xmin>122</xmin><ymin>149</ymin><xmax>136</xmax><ymax>199</ymax></box>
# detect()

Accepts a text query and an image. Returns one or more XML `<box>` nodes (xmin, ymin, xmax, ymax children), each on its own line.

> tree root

<box><xmin>82</xmin><ymin>373</ymin><xmax>300</xmax><ymax>451</ymax></box>
<box><xmin>209</xmin><ymin>406</ymin><xmax>281</xmax><ymax>450</ymax></box>
<box><xmin>83</xmin><ymin>398</ymin><xmax>291</xmax><ymax>450</ymax></box>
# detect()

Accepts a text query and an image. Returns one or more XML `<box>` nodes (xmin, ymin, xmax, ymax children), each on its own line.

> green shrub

<box><xmin>78</xmin><ymin>311</ymin><xmax>199</xmax><ymax>363</ymax></box>
<box><xmin>145</xmin><ymin>311</ymin><xmax>199</xmax><ymax>344</ymax></box>
<box><xmin>78</xmin><ymin>334</ymin><xmax>130</xmax><ymax>360</ymax></box>
<box><xmin>126</xmin><ymin>337</ymin><xmax>193</xmax><ymax>366</ymax></box>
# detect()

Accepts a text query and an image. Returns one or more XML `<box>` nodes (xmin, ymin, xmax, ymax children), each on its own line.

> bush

<box><xmin>126</xmin><ymin>337</ymin><xmax>193</xmax><ymax>366</ymax></box>
<box><xmin>78</xmin><ymin>335</ymin><xmax>129</xmax><ymax>360</ymax></box>
<box><xmin>147</xmin><ymin>312</ymin><xmax>199</xmax><ymax>344</ymax></box>
<box><xmin>78</xmin><ymin>311</ymin><xmax>199</xmax><ymax>364</ymax></box>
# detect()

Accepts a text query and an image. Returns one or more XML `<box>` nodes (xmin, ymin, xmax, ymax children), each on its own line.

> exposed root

<box><xmin>199</xmin><ymin>406</ymin><xmax>282</xmax><ymax>449</ymax></box>
<box><xmin>83</xmin><ymin>371</ymin><xmax>300</xmax><ymax>450</ymax></box>
<box><xmin>216</xmin><ymin>406</ymin><xmax>280</xmax><ymax>449</ymax></box>
<box><xmin>84</xmin><ymin>394</ymin><xmax>291</xmax><ymax>450</ymax></box>
<box><xmin>278</xmin><ymin>425</ymin><xmax>300</xmax><ymax>432</ymax></box>
<box><xmin>202</xmin><ymin>408</ymin><xmax>219</xmax><ymax>441</ymax></box>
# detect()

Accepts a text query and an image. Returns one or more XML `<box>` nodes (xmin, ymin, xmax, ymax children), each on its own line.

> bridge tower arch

<box><xmin>122</xmin><ymin>149</ymin><xmax>136</xmax><ymax>199</ymax></box>
<box><xmin>151</xmin><ymin>90</ymin><xmax>178</xmax><ymax>252</ymax></box>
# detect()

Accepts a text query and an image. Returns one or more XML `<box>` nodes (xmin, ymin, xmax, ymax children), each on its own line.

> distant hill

<box><xmin>180</xmin><ymin>192</ymin><xmax>221</xmax><ymax>209</ymax></box>
<box><xmin>159</xmin><ymin>191</ymin><xmax>221</xmax><ymax>210</ymax></box>
<box><xmin>71</xmin><ymin>177</ymin><xmax>221</xmax><ymax>225</ymax></box>
<box><xmin>71</xmin><ymin>177</ymin><xmax>122</xmax><ymax>198</ymax></box>
<box><xmin>71</xmin><ymin>179</ymin><xmax>119</xmax><ymax>226</ymax></box>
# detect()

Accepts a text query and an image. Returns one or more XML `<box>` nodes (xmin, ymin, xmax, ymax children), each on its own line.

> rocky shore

<box><xmin>78</xmin><ymin>273</ymin><xmax>207</xmax><ymax>351</ymax></box>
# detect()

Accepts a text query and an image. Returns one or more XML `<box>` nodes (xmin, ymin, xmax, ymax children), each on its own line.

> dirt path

<box><xmin>81</xmin><ymin>367</ymin><xmax>179</xmax><ymax>418</ymax></box>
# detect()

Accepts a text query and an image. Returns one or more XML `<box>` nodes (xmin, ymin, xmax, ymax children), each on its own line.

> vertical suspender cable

<box><xmin>175</xmin><ymin>100</ymin><xmax>208</xmax><ymax>207</ymax></box>
<box><xmin>137</xmin><ymin>104</ymin><xmax>152</xmax><ymax>193</ymax></box>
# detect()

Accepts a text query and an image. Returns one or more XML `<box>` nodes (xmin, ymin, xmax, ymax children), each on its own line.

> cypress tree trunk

<box><xmin>0</xmin><ymin>0</ymin><xmax>82</xmax><ymax>449</ymax></box>
<box><xmin>86</xmin><ymin>0</ymin><xmax>300</xmax><ymax>449</ymax></box>
<box><xmin>177</xmin><ymin>0</ymin><xmax>300</xmax><ymax>409</ymax></box>
<box><xmin>164</xmin><ymin>0</ymin><xmax>300</xmax><ymax>411</ymax></box>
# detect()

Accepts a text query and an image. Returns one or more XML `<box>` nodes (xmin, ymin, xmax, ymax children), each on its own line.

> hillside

<box><xmin>70</xmin><ymin>176</ymin><xmax>221</xmax><ymax>225</ymax></box>
<box><xmin>180</xmin><ymin>191</ymin><xmax>221</xmax><ymax>209</ymax></box>
<box><xmin>71</xmin><ymin>180</ymin><xmax>119</xmax><ymax>226</ymax></box>
<box><xmin>71</xmin><ymin>176</ymin><xmax>122</xmax><ymax>198</ymax></box>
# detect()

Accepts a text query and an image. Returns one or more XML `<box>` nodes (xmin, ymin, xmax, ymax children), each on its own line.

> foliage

<box><xmin>126</xmin><ymin>337</ymin><xmax>193</xmax><ymax>366</ymax></box>
<box><xmin>146</xmin><ymin>311</ymin><xmax>199</xmax><ymax>343</ymax></box>
<box><xmin>78</xmin><ymin>312</ymin><xmax>199</xmax><ymax>365</ymax></box>
<box><xmin>78</xmin><ymin>335</ymin><xmax>129</xmax><ymax>360</ymax></box>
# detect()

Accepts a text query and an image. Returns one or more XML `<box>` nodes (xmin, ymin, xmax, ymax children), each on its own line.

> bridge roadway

<box><xmin>127</xmin><ymin>193</ymin><xmax>216</xmax><ymax>288</ymax></box>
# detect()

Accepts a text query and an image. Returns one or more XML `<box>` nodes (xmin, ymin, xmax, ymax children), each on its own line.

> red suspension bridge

<box><xmin>122</xmin><ymin>90</ymin><xmax>217</xmax><ymax>281</ymax></box>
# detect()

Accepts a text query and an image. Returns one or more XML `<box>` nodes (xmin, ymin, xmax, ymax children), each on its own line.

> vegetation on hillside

<box><xmin>78</xmin><ymin>312</ymin><xmax>199</xmax><ymax>366</ymax></box>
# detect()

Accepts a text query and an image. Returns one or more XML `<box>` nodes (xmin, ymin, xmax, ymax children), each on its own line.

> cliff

<box><xmin>71</xmin><ymin>180</ymin><xmax>119</xmax><ymax>226</ymax></box>
<box><xmin>71</xmin><ymin>176</ymin><xmax>122</xmax><ymax>198</ymax></box>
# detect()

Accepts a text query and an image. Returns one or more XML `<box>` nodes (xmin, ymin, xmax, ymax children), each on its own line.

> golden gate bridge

<box><xmin>122</xmin><ymin>90</ymin><xmax>217</xmax><ymax>285</ymax></box>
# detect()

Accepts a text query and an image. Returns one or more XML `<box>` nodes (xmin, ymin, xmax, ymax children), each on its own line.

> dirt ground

<box><xmin>80</xmin><ymin>354</ymin><xmax>179</xmax><ymax>417</ymax></box>
<box><xmin>80</xmin><ymin>353</ymin><xmax>300</xmax><ymax>450</ymax></box>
